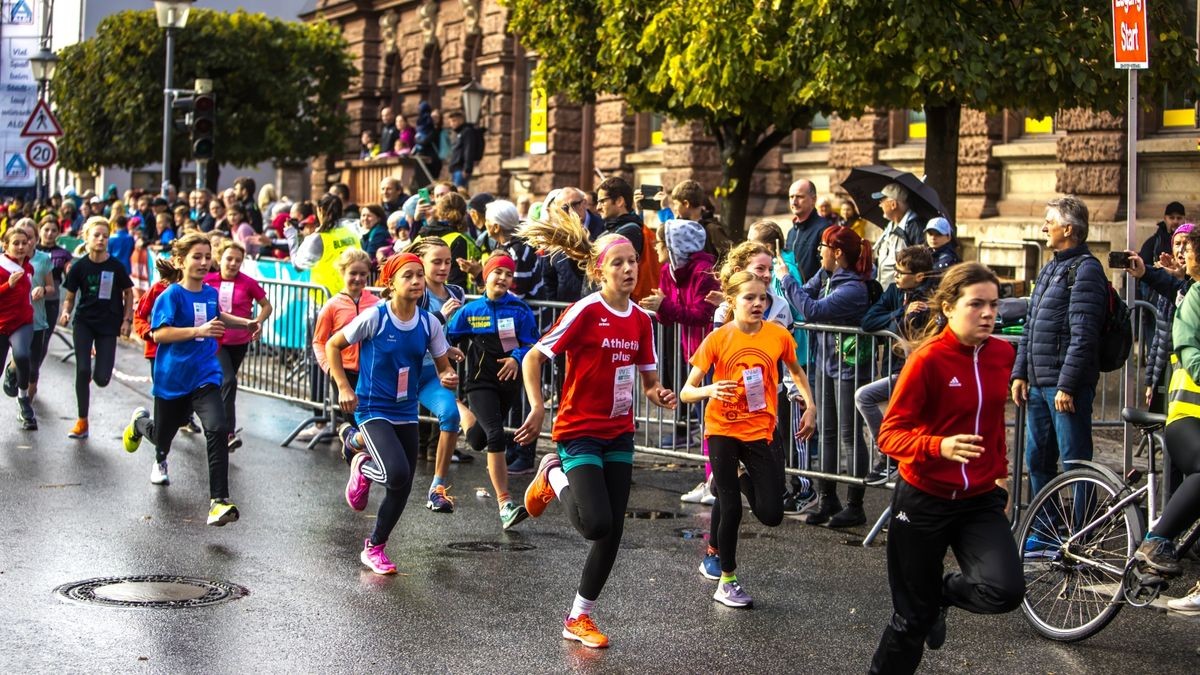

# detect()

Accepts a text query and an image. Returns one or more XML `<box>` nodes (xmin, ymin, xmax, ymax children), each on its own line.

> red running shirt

<box><xmin>535</xmin><ymin>293</ymin><xmax>658</xmax><ymax>441</ymax></box>
<box><xmin>0</xmin><ymin>254</ymin><xmax>33</xmax><ymax>335</ymax></box>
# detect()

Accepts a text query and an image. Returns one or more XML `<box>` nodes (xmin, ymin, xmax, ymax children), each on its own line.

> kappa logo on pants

<box><xmin>894</xmin><ymin>511</ymin><xmax>911</xmax><ymax>524</ymax></box>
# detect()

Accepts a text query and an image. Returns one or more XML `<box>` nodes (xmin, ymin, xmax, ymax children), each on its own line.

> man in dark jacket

<box><xmin>378</xmin><ymin>107</ymin><xmax>399</xmax><ymax>157</ymax></box>
<box><xmin>1012</xmin><ymin>196</ymin><xmax>1108</xmax><ymax>550</ymax></box>
<box><xmin>447</xmin><ymin>111</ymin><xmax>483</xmax><ymax>188</ymax></box>
<box><xmin>1139</xmin><ymin>201</ymin><xmax>1186</xmax><ymax>270</ymax></box>
<box><xmin>595</xmin><ymin>177</ymin><xmax>645</xmax><ymax>252</ymax></box>
<box><xmin>784</xmin><ymin>179</ymin><xmax>830</xmax><ymax>283</ymax></box>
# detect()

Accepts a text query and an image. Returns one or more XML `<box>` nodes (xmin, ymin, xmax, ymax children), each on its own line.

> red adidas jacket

<box><xmin>878</xmin><ymin>327</ymin><xmax>1015</xmax><ymax>500</ymax></box>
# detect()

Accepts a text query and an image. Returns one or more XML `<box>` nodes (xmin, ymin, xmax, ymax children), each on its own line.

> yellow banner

<box><xmin>529</xmin><ymin>86</ymin><xmax>548</xmax><ymax>155</ymax></box>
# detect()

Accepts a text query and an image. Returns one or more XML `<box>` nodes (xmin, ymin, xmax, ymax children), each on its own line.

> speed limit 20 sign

<box><xmin>25</xmin><ymin>138</ymin><xmax>57</xmax><ymax>169</ymax></box>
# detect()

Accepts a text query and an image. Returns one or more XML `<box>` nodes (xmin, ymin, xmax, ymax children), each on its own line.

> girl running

<box><xmin>326</xmin><ymin>252</ymin><xmax>458</xmax><ymax>575</ymax></box>
<box><xmin>868</xmin><ymin>262</ymin><xmax>1022</xmax><ymax>673</ymax></box>
<box><xmin>121</xmin><ymin>234</ymin><xmax>260</xmax><ymax>526</ymax></box>
<box><xmin>204</xmin><ymin>241</ymin><xmax>273</xmax><ymax>451</ymax></box>
<box><xmin>681</xmin><ymin>271</ymin><xmax>816</xmax><ymax>607</ymax></box>
<box><xmin>3</xmin><ymin>221</ymin><xmax>54</xmax><ymax>407</ymax></box>
<box><xmin>447</xmin><ymin>254</ymin><xmax>540</xmax><ymax>530</ymax></box>
<box><xmin>516</xmin><ymin>208</ymin><xmax>677</xmax><ymax>649</ymax></box>
<box><xmin>35</xmin><ymin>216</ymin><xmax>70</xmax><ymax>373</ymax></box>
<box><xmin>60</xmin><ymin>217</ymin><xmax>134</xmax><ymax>439</ymax></box>
<box><xmin>0</xmin><ymin>225</ymin><xmax>37</xmax><ymax>429</ymax></box>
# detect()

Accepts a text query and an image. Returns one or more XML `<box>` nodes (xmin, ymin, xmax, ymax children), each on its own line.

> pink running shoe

<box><xmin>360</xmin><ymin>538</ymin><xmax>396</xmax><ymax>575</ymax></box>
<box><xmin>345</xmin><ymin>452</ymin><xmax>371</xmax><ymax>511</ymax></box>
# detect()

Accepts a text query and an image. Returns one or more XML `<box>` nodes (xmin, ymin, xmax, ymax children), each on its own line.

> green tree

<box><xmin>505</xmin><ymin>0</ymin><xmax>822</xmax><ymax>239</ymax></box>
<box><xmin>51</xmin><ymin>9</ymin><xmax>356</xmax><ymax>188</ymax></box>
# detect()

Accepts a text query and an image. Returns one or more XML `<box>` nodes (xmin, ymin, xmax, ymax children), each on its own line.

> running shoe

<box><xmin>681</xmin><ymin>481</ymin><xmax>710</xmax><ymax>504</ymax></box>
<box><xmin>713</xmin><ymin>579</ymin><xmax>753</xmax><ymax>608</ymax></box>
<box><xmin>337</xmin><ymin>422</ymin><xmax>362</xmax><ymax>456</ymax></box>
<box><xmin>426</xmin><ymin>484</ymin><xmax>455</xmax><ymax>514</ymax></box>
<box><xmin>864</xmin><ymin>460</ymin><xmax>897</xmax><ymax>487</ymax></box>
<box><xmin>783</xmin><ymin>481</ymin><xmax>817</xmax><ymax>514</ymax></box>
<box><xmin>17</xmin><ymin>396</ymin><xmax>36</xmax><ymax>430</ymax></box>
<box><xmin>207</xmin><ymin>499</ymin><xmax>239</xmax><ymax>526</ymax></box>
<box><xmin>926</xmin><ymin>606</ymin><xmax>948</xmax><ymax>649</ymax></box>
<box><xmin>2</xmin><ymin>363</ymin><xmax>15</xmax><ymax>397</ymax></box>
<box><xmin>507</xmin><ymin>453</ymin><xmax>536</xmax><ymax>475</ymax></box>
<box><xmin>150</xmin><ymin>460</ymin><xmax>170</xmax><ymax>486</ymax></box>
<box><xmin>699</xmin><ymin>553</ymin><xmax>721</xmax><ymax>580</ymax></box>
<box><xmin>451</xmin><ymin>448</ymin><xmax>474</xmax><ymax>464</ymax></box>
<box><xmin>123</xmin><ymin>407</ymin><xmax>149</xmax><ymax>453</ymax></box>
<box><xmin>67</xmin><ymin>418</ymin><xmax>88</xmax><ymax>439</ymax></box>
<box><xmin>1022</xmin><ymin>532</ymin><xmax>1060</xmax><ymax>560</ymax></box>
<box><xmin>294</xmin><ymin>424</ymin><xmax>320</xmax><ymax>442</ymax></box>
<box><xmin>227</xmin><ymin>432</ymin><xmax>242</xmax><ymax>453</ymax></box>
<box><xmin>181</xmin><ymin>417</ymin><xmax>201</xmax><ymax>434</ymax></box>
<box><xmin>1135</xmin><ymin>536</ymin><xmax>1183</xmax><ymax>577</ymax></box>
<box><xmin>562</xmin><ymin>614</ymin><xmax>609</xmax><ymax>649</ymax></box>
<box><xmin>345</xmin><ymin>452</ymin><xmax>371</xmax><ymax>511</ymax></box>
<box><xmin>525</xmin><ymin>453</ymin><xmax>561</xmax><ymax>518</ymax></box>
<box><xmin>1167</xmin><ymin>581</ymin><xmax>1200</xmax><ymax>614</ymax></box>
<box><xmin>360</xmin><ymin>538</ymin><xmax>397</xmax><ymax>575</ymax></box>
<box><xmin>499</xmin><ymin>502</ymin><xmax>529</xmax><ymax>530</ymax></box>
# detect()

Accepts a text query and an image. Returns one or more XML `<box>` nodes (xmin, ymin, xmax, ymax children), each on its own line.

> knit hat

<box><xmin>378</xmin><ymin>252</ymin><xmax>422</xmax><ymax>287</ymax></box>
<box><xmin>483</xmin><ymin>254</ymin><xmax>516</xmax><ymax>280</ymax></box>
<box><xmin>662</xmin><ymin>219</ymin><xmax>707</xmax><ymax>272</ymax></box>
<box><xmin>1174</xmin><ymin>222</ymin><xmax>1195</xmax><ymax>237</ymax></box>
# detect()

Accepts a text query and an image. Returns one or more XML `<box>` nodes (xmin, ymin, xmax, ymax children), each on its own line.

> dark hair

<box><xmin>316</xmin><ymin>194</ymin><xmax>343</xmax><ymax>232</ymax></box>
<box><xmin>1186</xmin><ymin>229</ymin><xmax>1200</xmax><ymax>257</ymax></box>
<box><xmin>821</xmin><ymin>225</ymin><xmax>873</xmax><ymax>279</ymax></box>
<box><xmin>233</xmin><ymin>176</ymin><xmax>256</xmax><ymax>196</ymax></box>
<box><xmin>329</xmin><ymin>183</ymin><xmax>351</xmax><ymax>202</ymax></box>
<box><xmin>154</xmin><ymin>256</ymin><xmax>182</xmax><ymax>283</ymax></box>
<box><xmin>362</xmin><ymin>204</ymin><xmax>387</xmax><ymax>224</ymax></box>
<box><xmin>293</xmin><ymin>200</ymin><xmax>315</xmax><ymax>220</ymax></box>
<box><xmin>896</xmin><ymin>244</ymin><xmax>934</xmax><ymax>275</ymax></box>
<box><xmin>597</xmin><ymin>177</ymin><xmax>633</xmax><ymax>212</ymax></box>
<box><xmin>670</xmin><ymin>180</ymin><xmax>704</xmax><ymax>208</ymax></box>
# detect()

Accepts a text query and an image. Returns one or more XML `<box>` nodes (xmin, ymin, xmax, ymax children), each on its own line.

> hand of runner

<box><xmin>441</xmin><ymin>297</ymin><xmax>462</xmax><ymax>318</ymax></box>
<box><xmin>514</xmin><ymin>406</ymin><xmax>545</xmax><ymax>445</ymax></box>
<box><xmin>651</xmin><ymin>386</ymin><xmax>677</xmax><ymax>410</ymax></box>
<box><xmin>446</xmin><ymin>346</ymin><xmax>465</xmax><ymax>362</ymax></box>
<box><xmin>496</xmin><ymin>357</ymin><xmax>519</xmax><ymax>381</ymax></box>
<box><xmin>708</xmin><ymin>380</ymin><xmax>738</xmax><ymax>403</ymax></box>
<box><xmin>6</xmin><ymin>269</ymin><xmax>23</xmax><ymax>287</ymax></box>
<box><xmin>337</xmin><ymin>384</ymin><xmax>358</xmax><ymax>413</ymax></box>
<box><xmin>197</xmin><ymin>318</ymin><xmax>226</xmax><ymax>339</ymax></box>
<box><xmin>439</xmin><ymin>368</ymin><xmax>459</xmax><ymax>389</ymax></box>
<box><xmin>939</xmin><ymin>434</ymin><xmax>984</xmax><ymax>464</ymax></box>
<box><xmin>246</xmin><ymin>320</ymin><xmax>262</xmax><ymax>341</ymax></box>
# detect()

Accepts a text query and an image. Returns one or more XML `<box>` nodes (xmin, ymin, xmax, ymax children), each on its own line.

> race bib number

<box><xmin>396</xmin><ymin>367</ymin><xmax>410</xmax><ymax>402</ymax></box>
<box><xmin>743</xmin><ymin>366</ymin><xmax>767</xmax><ymax>412</ymax></box>
<box><xmin>98</xmin><ymin>271</ymin><xmax>114</xmax><ymax>300</ymax></box>
<box><xmin>497</xmin><ymin>317</ymin><xmax>518</xmax><ymax>353</ymax></box>
<box><xmin>610</xmin><ymin>365</ymin><xmax>636</xmax><ymax>418</ymax></box>
<box><xmin>192</xmin><ymin>302</ymin><xmax>208</xmax><ymax>341</ymax></box>
<box><xmin>218</xmin><ymin>281</ymin><xmax>235</xmax><ymax>313</ymax></box>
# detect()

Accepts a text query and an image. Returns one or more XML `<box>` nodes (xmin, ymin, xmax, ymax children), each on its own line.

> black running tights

<box><xmin>559</xmin><ymin>461</ymin><xmax>633</xmax><ymax>601</ymax></box>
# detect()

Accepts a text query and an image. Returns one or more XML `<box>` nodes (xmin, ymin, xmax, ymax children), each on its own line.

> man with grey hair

<box><xmin>1012</xmin><ymin>195</ymin><xmax>1107</xmax><ymax>557</ymax></box>
<box><xmin>872</xmin><ymin>182</ymin><xmax>923</xmax><ymax>288</ymax></box>
<box><xmin>379</xmin><ymin>176</ymin><xmax>405</xmax><ymax>218</ymax></box>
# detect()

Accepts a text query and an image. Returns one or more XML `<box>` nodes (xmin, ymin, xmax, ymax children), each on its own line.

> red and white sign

<box><xmin>20</xmin><ymin>100</ymin><xmax>63</xmax><ymax>137</ymax></box>
<box><xmin>25</xmin><ymin>138</ymin><xmax>56</xmax><ymax>169</ymax></box>
<box><xmin>1113</xmin><ymin>0</ymin><xmax>1149</xmax><ymax>69</ymax></box>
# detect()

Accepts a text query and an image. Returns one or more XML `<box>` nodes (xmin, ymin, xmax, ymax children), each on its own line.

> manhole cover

<box><xmin>53</xmin><ymin>576</ymin><xmax>248</xmax><ymax>609</ymax></box>
<box><xmin>625</xmin><ymin>509</ymin><xmax>682</xmax><ymax>520</ymax></box>
<box><xmin>674</xmin><ymin>527</ymin><xmax>708</xmax><ymax>540</ymax></box>
<box><xmin>446</xmin><ymin>541</ymin><xmax>537</xmax><ymax>552</ymax></box>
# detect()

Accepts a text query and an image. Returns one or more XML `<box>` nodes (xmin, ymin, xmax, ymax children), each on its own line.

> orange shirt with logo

<box><xmin>691</xmin><ymin>320</ymin><xmax>797</xmax><ymax>442</ymax></box>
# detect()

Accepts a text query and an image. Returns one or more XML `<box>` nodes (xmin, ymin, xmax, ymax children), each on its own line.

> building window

<box><xmin>521</xmin><ymin>59</ymin><xmax>535</xmax><ymax>154</ymax></box>
<box><xmin>1161</xmin><ymin>0</ymin><xmax>1199</xmax><ymax>128</ymax></box>
<box><xmin>907</xmin><ymin>109</ymin><xmax>926</xmax><ymax>140</ymax></box>
<box><xmin>649</xmin><ymin>113</ymin><xmax>664</xmax><ymax>146</ymax></box>
<box><xmin>809</xmin><ymin>112</ymin><xmax>831</xmax><ymax>144</ymax></box>
<box><xmin>1024</xmin><ymin>115</ymin><xmax>1055</xmax><ymax>135</ymax></box>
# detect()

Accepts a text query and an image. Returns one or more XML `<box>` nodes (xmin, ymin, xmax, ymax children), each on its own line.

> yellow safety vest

<box><xmin>1167</xmin><ymin>353</ymin><xmax>1200</xmax><ymax>425</ymax></box>
<box><xmin>311</xmin><ymin>226</ymin><xmax>359</xmax><ymax>295</ymax></box>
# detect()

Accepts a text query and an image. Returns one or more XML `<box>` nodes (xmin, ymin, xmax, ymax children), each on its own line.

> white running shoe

<box><xmin>681</xmin><ymin>482</ymin><xmax>708</xmax><ymax>504</ymax></box>
<box><xmin>150</xmin><ymin>461</ymin><xmax>170</xmax><ymax>485</ymax></box>
<box><xmin>1167</xmin><ymin>581</ymin><xmax>1200</xmax><ymax>614</ymax></box>
<box><xmin>700</xmin><ymin>476</ymin><xmax>716</xmax><ymax>506</ymax></box>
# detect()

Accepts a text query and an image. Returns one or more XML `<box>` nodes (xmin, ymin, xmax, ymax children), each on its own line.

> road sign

<box><xmin>20</xmin><ymin>99</ymin><xmax>63</xmax><ymax>137</ymax></box>
<box><xmin>25</xmin><ymin>138</ymin><xmax>56</xmax><ymax>169</ymax></box>
<box><xmin>1112</xmin><ymin>0</ymin><xmax>1149</xmax><ymax>69</ymax></box>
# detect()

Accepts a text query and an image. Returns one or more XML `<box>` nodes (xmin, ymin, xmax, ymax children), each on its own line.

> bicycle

<box><xmin>1016</xmin><ymin>406</ymin><xmax>1200</xmax><ymax>641</ymax></box>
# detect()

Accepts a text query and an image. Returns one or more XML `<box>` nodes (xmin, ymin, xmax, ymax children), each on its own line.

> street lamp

<box><xmin>29</xmin><ymin>47</ymin><xmax>57</xmax><ymax>203</ymax></box>
<box><xmin>155</xmin><ymin>0</ymin><xmax>194</xmax><ymax>199</ymax></box>
<box><xmin>460</xmin><ymin>78</ymin><xmax>493</xmax><ymax>127</ymax></box>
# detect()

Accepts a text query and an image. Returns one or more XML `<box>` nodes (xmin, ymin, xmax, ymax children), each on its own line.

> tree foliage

<box><xmin>51</xmin><ymin>9</ymin><xmax>356</xmax><ymax>175</ymax></box>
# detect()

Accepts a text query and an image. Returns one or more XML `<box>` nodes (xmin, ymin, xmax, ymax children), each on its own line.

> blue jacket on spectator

<box><xmin>780</xmin><ymin>267</ymin><xmax>870</xmax><ymax>380</ymax></box>
<box><xmin>929</xmin><ymin>242</ymin><xmax>961</xmax><ymax>271</ymax></box>
<box><xmin>1011</xmin><ymin>244</ymin><xmax>1108</xmax><ymax>394</ymax></box>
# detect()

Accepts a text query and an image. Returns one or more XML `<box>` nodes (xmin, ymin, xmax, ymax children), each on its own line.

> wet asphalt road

<box><xmin>2</xmin><ymin>338</ymin><xmax>1198</xmax><ymax>674</ymax></box>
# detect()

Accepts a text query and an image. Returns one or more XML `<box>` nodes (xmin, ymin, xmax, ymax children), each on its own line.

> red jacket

<box><xmin>878</xmin><ymin>327</ymin><xmax>1015</xmax><ymax>500</ymax></box>
<box><xmin>134</xmin><ymin>281</ymin><xmax>170</xmax><ymax>359</ymax></box>
<box><xmin>0</xmin><ymin>254</ymin><xmax>33</xmax><ymax>335</ymax></box>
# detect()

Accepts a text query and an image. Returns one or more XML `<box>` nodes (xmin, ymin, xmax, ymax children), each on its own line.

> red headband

<box><xmin>483</xmin><ymin>254</ymin><xmax>516</xmax><ymax>280</ymax></box>
<box><xmin>378</xmin><ymin>252</ymin><xmax>422</xmax><ymax>287</ymax></box>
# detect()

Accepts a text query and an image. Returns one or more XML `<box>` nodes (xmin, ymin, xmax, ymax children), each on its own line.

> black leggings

<box><xmin>707</xmin><ymin>435</ymin><xmax>786</xmax><ymax>573</ymax></box>
<box><xmin>72</xmin><ymin>321</ymin><xmax>117</xmax><ymax>418</ymax></box>
<box><xmin>465</xmin><ymin>387</ymin><xmax>518</xmax><ymax>453</ymax></box>
<box><xmin>1152</xmin><ymin>417</ymin><xmax>1200</xmax><ymax>539</ymax></box>
<box><xmin>29</xmin><ymin>328</ymin><xmax>46</xmax><ymax>383</ymax></box>
<box><xmin>358</xmin><ymin>420</ymin><xmax>420</xmax><ymax>546</ymax></box>
<box><xmin>133</xmin><ymin>384</ymin><xmax>231</xmax><ymax>499</ymax></box>
<box><xmin>559</xmin><ymin>461</ymin><xmax>633</xmax><ymax>601</ymax></box>
<box><xmin>43</xmin><ymin>300</ymin><xmax>58</xmax><ymax>354</ymax></box>
<box><xmin>0</xmin><ymin>323</ymin><xmax>33</xmax><ymax>391</ymax></box>
<box><xmin>869</xmin><ymin>480</ymin><xmax>1023</xmax><ymax>675</ymax></box>
<box><xmin>217</xmin><ymin>343</ymin><xmax>249</xmax><ymax>432</ymax></box>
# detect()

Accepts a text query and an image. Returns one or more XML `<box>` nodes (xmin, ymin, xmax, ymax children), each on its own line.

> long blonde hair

<box><xmin>517</xmin><ymin>204</ymin><xmax>630</xmax><ymax>283</ymax></box>
<box><xmin>717</xmin><ymin>240</ymin><xmax>772</xmax><ymax>286</ymax></box>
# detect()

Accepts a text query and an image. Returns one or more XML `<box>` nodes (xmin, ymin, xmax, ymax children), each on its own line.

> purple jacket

<box><xmin>656</xmin><ymin>251</ymin><xmax>719</xmax><ymax>360</ymax></box>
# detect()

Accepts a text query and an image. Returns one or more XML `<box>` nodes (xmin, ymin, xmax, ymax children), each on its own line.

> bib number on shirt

<box><xmin>99</xmin><ymin>271</ymin><xmax>114</xmax><ymax>300</ymax></box>
<box><xmin>610</xmin><ymin>364</ymin><xmax>636</xmax><ymax>418</ymax></box>
<box><xmin>497</xmin><ymin>317</ymin><xmax>518</xmax><ymax>353</ymax></box>
<box><xmin>743</xmin><ymin>366</ymin><xmax>767</xmax><ymax>412</ymax></box>
<box><xmin>218</xmin><ymin>281</ymin><xmax>235</xmax><ymax>313</ymax></box>
<box><xmin>193</xmin><ymin>302</ymin><xmax>207</xmax><ymax>341</ymax></box>
<box><xmin>396</xmin><ymin>367</ymin><xmax>410</xmax><ymax>402</ymax></box>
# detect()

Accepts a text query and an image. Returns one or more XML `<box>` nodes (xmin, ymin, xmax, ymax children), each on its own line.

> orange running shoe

<box><xmin>68</xmin><ymin>418</ymin><xmax>89</xmax><ymax>439</ymax></box>
<box><xmin>563</xmin><ymin>614</ymin><xmax>609</xmax><ymax>648</ymax></box>
<box><xmin>524</xmin><ymin>452</ymin><xmax>561</xmax><ymax>518</ymax></box>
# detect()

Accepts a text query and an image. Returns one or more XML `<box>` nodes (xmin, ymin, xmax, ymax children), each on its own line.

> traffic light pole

<box><xmin>196</xmin><ymin>159</ymin><xmax>207</xmax><ymax>191</ymax></box>
<box><xmin>160</xmin><ymin>25</ymin><xmax>177</xmax><ymax>199</ymax></box>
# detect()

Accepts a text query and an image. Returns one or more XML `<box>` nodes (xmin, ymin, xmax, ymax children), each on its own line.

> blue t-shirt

<box><xmin>340</xmin><ymin>303</ymin><xmax>448</xmax><ymax>425</ymax></box>
<box><xmin>108</xmin><ymin>230</ymin><xmax>134</xmax><ymax>273</ymax></box>
<box><xmin>150</xmin><ymin>284</ymin><xmax>222</xmax><ymax>400</ymax></box>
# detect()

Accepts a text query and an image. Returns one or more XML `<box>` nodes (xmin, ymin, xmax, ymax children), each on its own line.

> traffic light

<box><xmin>191</xmin><ymin>91</ymin><xmax>215</xmax><ymax>161</ymax></box>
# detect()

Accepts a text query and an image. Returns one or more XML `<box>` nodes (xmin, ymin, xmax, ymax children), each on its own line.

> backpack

<box><xmin>1066</xmin><ymin>255</ymin><xmax>1132</xmax><ymax>373</ymax></box>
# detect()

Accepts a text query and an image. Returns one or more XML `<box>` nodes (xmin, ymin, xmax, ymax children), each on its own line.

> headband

<box><xmin>378</xmin><ymin>252</ymin><xmax>423</xmax><ymax>287</ymax></box>
<box><xmin>483</xmin><ymin>254</ymin><xmax>516</xmax><ymax>280</ymax></box>
<box><xmin>596</xmin><ymin>237</ymin><xmax>633</xmax><ymax>268</ymax></box>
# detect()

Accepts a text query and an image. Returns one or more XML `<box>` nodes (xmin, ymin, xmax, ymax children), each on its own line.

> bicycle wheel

<box><xmin>1017</xmin><ymin>468</ymin><xmax>1145</xmax><ymax>642</ymax></box>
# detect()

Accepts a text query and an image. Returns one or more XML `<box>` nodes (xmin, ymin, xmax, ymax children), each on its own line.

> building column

<box><xmin>1055</xmin><ymin>109</ymin><xmax>1127</xmax><ymax>222</ymax></box>
<box><xmin>956</xmin><ymin>109</ymin><xmax>1003</xmax><ymax>219</ymax></box>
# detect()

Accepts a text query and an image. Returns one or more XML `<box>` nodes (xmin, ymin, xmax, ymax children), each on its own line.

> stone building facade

<box><xmin>303</xmin><ymin>0</ymin><xmax>1200</xmax><ymax>280</ymax></box>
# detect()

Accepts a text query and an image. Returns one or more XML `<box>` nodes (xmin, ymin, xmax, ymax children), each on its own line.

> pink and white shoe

<box><xmin>345</xmin><ymin>452</ymin><xmax>371</xmax><ymax>511</ymax></box>
<box><xmin>360</xmin><ymin>538</ymin><xmax>396</xmax><ymax>575</ymax></box>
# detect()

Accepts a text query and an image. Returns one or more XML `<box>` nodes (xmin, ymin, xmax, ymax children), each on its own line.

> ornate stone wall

<box><xmin>1055</xmin><ymin>109</ymin><xmax>1127</xmax><ymax>222</ymax></box>
<box><xmin>827</xmin><ymin>111</ymin><xmax>889</xmax><ymax>190</ymax></box>
<box><xmin>956</xmin><ymin>110</ymin><xmax>1003</xmax><ymax>218</ymax></box>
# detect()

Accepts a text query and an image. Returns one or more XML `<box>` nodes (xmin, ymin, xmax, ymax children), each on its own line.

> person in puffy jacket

<box><xmin>869</xmin><ymin>262</ymin><xmax>1023</xmax><ymax>674</ymax></box>
<box><xmin>1011</xmin><ymin>196</ymin><xmax>1107</xmax><ymax>522</ymax></box>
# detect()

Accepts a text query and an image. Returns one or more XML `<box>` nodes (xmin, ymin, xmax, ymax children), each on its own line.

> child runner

<box><xmin>516</xmin><ymin>209</ymin><xmax>677</xmax><ymax>648</ymax></box>
<box><xmin>681</xmin><ymin>271</ymin><xmax>816</xmax><ymax>607</ymax></box>
<box><xmin>326</xmin><ymin>252</ymin><xmax>458</xmax><ymax>575</ymax></box>
<box><xmin>447</xmin><ymin>254</ymin><xmax>540</xmax><ymax>529</ymax></box>
<box><xmin>3</xmin><ymin>220</ymin><xmax>54</xmax><ymax>408</ymax></box>
<box><xmin>204</xmin><ymin>241</ymin><xmax>273</xmax><ymax>451</ymax></box>
<box><xmin>60</xmin><ymin>217</ymin><xmax>134</xmax><ymax>439</ymax></box>
<box><xmin>35</xmin><ymin>216</ymin><xmax>71</xmax><ymax>360</ymax></box>
<box><xmin>121</xmin><ymin>233</ymin><xmax>259</xmax><ymax>526</ymax></box>
<box><xmin>0</xmin><ymin>225</ymin><xmax>37</xmax><ymax>429</ymax></box>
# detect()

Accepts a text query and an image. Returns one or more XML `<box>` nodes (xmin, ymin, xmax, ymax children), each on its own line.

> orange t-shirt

<box><xmin>691</xmin><ymin>320</ymin><xmax>797</xmax><ymax>442</ymax></box>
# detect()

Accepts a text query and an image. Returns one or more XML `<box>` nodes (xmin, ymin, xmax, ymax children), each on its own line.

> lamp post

<box><xmin>460</xmin><ymin>78</ymin><xmax>493</xmax><ymax>127</ymax></box>
<box><xmin>28</xmin><ymin>46</ymin><xmax>57</xmax><ymax>203</ymax></box>
<box><xmin>154</xmin><ymin>0</ymin><xmax>193</xmax><ymax>199</ymax></box>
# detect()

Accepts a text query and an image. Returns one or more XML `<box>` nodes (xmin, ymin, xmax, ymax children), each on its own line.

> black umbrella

<box><xmin>841</xmin><ymin>165</ymin><xmax>950</xmax><ymax>228</ymax></box>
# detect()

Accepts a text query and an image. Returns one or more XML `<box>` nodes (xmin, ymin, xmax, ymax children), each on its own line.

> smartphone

<box><xmin>1107</xmin><ymin>251</ymin><xmax>1131</xmax><ymax>269</ymax></box>
<box><xmin>418</xmin><ymin>187</ymin><xmax>431</xmax><ymax>204</ymax></box>
<box><xmin>639</xmin><ymin>184</ymin><xmax>662</xmax><ymax>211</ymax></box>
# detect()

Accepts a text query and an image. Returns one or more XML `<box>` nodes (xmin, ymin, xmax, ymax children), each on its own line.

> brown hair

<box><xmin>916</xmin><ymin>262</ymin><xmax>1000</xmax><ymax>347</ymax></box>
<box><xmin>746</xmin><ymin>220</ymin><xmax>785</xmax><ymax>256</ymax></box>
<box><xmin>433</xmin><ymin>193</ymin><xmax>469</xmax><ymax>231</ymax></box>
<box><xmin>405</xmin><ymin>235</ymin><xmax>452</xmax><ymax>259</ymax></box>
<box><xmin>895</xmin><ymin>244</ymin><xmax>934</xmax><ymax>275</ymax></box>
<box><xmin>170</xmin><ymin>232</ymin><xmax>211</xmax><ymax>260</ymax></box>
<box><xmin>154</xmin><ymin>256</ymin><xmax>183</xmax><ymax>283</ymax></box>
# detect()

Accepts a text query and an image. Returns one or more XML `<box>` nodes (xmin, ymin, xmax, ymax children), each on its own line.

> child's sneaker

<box><xmin>360</xmin><ymin>538</ymin><xmax>396</xmax><ymax>575</ymax></box>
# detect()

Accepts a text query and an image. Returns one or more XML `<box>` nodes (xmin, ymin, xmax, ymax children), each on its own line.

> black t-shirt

<box><xmin>63</xmin><ymin>256</ymin><xmax>133</xmax><ymax>334</ymax></box>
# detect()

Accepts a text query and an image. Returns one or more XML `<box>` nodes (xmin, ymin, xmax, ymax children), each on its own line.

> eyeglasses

<box><xmin>566</xmin><ymin>199</ymin><xmax>586</xmax><ymax>209</ymax></box>
<box><xmin>596</xmin><ymin>195</ymin><xmax>611</xmax><ymax>205</ymax></box>
<box><xmin>894</xmin><ymin>267</ymin><xmax>914</xmax><ymax>276</ymax></box>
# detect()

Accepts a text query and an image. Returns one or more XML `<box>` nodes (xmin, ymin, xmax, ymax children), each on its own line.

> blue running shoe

<box><xmin>699</xmin><ymin>553</ymin><xmax>721</xmax><ymax>580</ymax></box>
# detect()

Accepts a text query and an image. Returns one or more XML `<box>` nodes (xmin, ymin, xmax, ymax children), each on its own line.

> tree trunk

<box><xmin>923</xmin><ymin>101</ymin><xmax>961</xmax><ymax>222</ymax></box>
<box><xmin>715</xmin><ymin>124</ymin><xmax>789</xmax><ymax>243</ymax></box>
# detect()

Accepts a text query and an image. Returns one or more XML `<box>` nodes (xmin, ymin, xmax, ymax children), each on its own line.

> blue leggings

<box><xmin>417</xmin><ymin>365</ymin><xmax>460</xmax><ymax>432</ymax></box>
